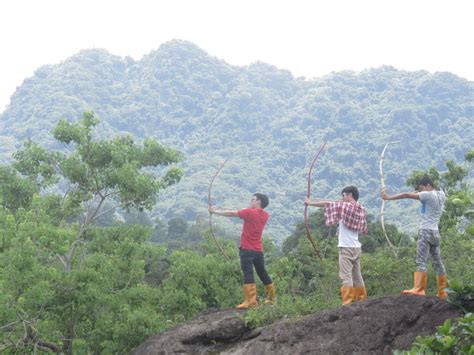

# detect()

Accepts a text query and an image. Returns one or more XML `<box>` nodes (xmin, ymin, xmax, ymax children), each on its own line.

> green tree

<box><xmin>0</xmin><ymin>111</ymin><xmax>182</xmax><ymax>354</ymax></box>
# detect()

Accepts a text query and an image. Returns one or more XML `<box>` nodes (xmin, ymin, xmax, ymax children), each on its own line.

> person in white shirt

<box><xmin>306</xmin><ymin>185</ymin><xmax>368</xmax><ymax>305</ymax></box>
<box><xmin>381</xmin><ymin>176</ymin><xmax>448</xmax><ymax>299</ymax></box>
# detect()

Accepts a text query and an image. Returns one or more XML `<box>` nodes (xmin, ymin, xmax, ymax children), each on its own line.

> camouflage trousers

<box><xmin>416</xmin><ymin>229</ymin><xmax>446</xmax><ymax>275</ymax></box>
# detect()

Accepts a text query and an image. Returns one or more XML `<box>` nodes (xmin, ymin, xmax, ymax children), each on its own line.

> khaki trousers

<box><xmin>339</xmin><ymin>247</ymin><xmax>365</xmax><ymax>287</ymax></box>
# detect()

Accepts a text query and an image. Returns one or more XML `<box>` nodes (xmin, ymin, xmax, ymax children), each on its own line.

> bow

<box><xmin>304</xmin><ymin>142</ymin><xmax>327</xmax><ymax>261</ymax></box>
<box><xmin>208</xmin><ymin>158</ymin><xmax>231</xmax><ymax>261</ymax></box>
<box><xmin>379</xmin><ymin>141</ymin><xmax>400</xmax><ymax>257</ymax></box>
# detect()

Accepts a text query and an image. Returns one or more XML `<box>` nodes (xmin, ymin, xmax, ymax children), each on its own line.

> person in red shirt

<box><xmin>209</xmin><ymin>193</ymin><xmax>275</xmax><ymax>309</ymax></box>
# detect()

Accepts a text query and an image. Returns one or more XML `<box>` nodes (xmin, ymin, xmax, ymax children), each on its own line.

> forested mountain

<box><xmin>1</xmin><ymin>39</ymin><xmax>473</xmax><ymax>242</ymax></box>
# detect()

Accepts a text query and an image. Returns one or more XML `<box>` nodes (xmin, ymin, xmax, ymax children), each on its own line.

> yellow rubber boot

<box><xmin>402</xmin><ymin>271</ymin><xmax>427</xmax><ymax>296</ymax></box>
<box><xmin>436</xmin><ymin>275</ymin><xmax>448</xmax><ymax>300</ymax></box>
<box><xmin>236</xmin><ymin>283</ymin><xmax>258</xmax><ymax>309</ymax></box>
<box><xmin>263</xmin><ymin>283</ymin><xmax>276</xmax><ymax>305</ymax></box>
<box><xmin>341</xmin><ymin>286</ymin><xmax>355</xmax><ymax>306</ymax></box>
<box><xmin>354</xmin><ymin>287</ymin><xmax>368</xmax><ymax>301</ymax></box>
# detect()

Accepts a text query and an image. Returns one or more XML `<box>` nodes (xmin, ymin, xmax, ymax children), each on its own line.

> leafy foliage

<box><xmin>394</xmin><ymin>313</ymin><xmax>474</xmax><ymax>354</ymax></box>
<box><xmin>0</xmin><ymin>113</ymin><xmax>183</xmax><ymax>354</ymax></box>
<box><xmin>447</xmin><ymin>282</ymin><xmax>474</xmax><ymax>313</ymax></box>
<box><xmin>0</xmin><ymin>145</ymin><xmax>473</xmax><ymax>352</ymax></box>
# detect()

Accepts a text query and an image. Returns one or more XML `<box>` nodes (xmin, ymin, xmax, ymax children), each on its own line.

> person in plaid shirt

<box><xmin>305</xmin><ymin>186</ymin><xmax>368</xmax><ymax>305</ymax></box>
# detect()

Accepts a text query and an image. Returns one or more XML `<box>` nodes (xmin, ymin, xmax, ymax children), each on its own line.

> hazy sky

<box><xmin>1</xmin><ymin>0</ymin><xmax>473</xmax><ymax>112</ymax></box>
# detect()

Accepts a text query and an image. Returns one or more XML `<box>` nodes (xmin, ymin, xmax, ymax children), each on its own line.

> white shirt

<box><xmin>338</xmin><ymin>221</ymin><xmax>361</xmax><ymax>248</ymax></box>
<box><xmin>419</xmin><ymin>190</ymin><xmax>446</xmax><ymax>230</ymax></box>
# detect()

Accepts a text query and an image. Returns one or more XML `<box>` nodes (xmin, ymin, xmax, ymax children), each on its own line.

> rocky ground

<box><xmin>131</xmin><ymin>295</ymin><xmax>462</xmax><ymax>354</ymax></box>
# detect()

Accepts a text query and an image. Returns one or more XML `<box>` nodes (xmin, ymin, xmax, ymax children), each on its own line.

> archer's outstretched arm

<box><xmin>208</xmin><ymin>206</ymin><xmax>239</xmax><ymax>217</ymax></box>
<box><xmin>305</xmin><ymin>197</ymin><xmax>333</xmax><ymax>207</ymax></box>
<box><xmin>381</xmin><ymin>190</ymin><xmax>419</xmax><ymax>201</ymax></box>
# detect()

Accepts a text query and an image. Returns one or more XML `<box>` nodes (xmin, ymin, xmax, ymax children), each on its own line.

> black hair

<box><xmin>418</xmin><ymin>176</ymin><xmax>434</xmax><ymax>188</ymax></box>
<box><xmin>254</xmin><ymin>193</ymin><xmax>269</xmax><ymax>209</ymax></box>
<box><xmin>342</xmin><ymin>186</ymin><xmax>359</xmax><ymax>201</ymax></box>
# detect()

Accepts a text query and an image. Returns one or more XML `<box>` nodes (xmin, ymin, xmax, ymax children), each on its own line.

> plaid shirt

<box><xmin>324</xmin><ymin>201</ymin><xmax>368</xmax><ymax>234</ymax></box>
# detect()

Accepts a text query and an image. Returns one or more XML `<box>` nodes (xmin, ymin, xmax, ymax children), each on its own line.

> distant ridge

<box><xmin>1</xmin><ymin>40</ymin><xmax>473</xmax><ymax>241</ymax></box>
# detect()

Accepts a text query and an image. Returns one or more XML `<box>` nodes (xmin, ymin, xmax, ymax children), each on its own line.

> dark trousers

<box><xmin>239</xmin><ymin>248</ymin><xmax>272</xmax><ymax>285</ymax></box>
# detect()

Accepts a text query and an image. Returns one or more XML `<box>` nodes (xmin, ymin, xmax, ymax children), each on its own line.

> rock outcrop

<box><xmin>132</xmin><ymin>295</ymin><xmax>462</xmax><ymax>354</ymax></box>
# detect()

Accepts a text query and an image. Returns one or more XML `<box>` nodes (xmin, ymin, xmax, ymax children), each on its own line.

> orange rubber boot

<box><xmin>354</xmin><ymin>287</ymin><xmax>368</xmax><ymax>301</ymax></box>
<box><xmin>236</xmin><ymin>284</ymin><xmax>258</xmax><ymax>309</ymax></box>
<box><xmin>263</xmin><ymin>283</ymin><xmax>276</xmax><ymax>305</ymax></box>
<box><xmin>402</xmin><ymin>272</ymin><xmax>427</xmax><ymax>296</ymax></box>
<box><xmin>341</xmin><ymin>286</ymin><xmax>355</xmax><ymax>306</ymax></box>
<box><xmin>436</xmin><ymin>275</ymin><xmax>448</xmax><ymax>300</ymax></box>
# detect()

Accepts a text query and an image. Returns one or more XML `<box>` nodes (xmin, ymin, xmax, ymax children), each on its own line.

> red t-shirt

<box><xmin>237</xmin><ymin>208</ymin><xmax>269</xmax><ymax>252</ymax></box>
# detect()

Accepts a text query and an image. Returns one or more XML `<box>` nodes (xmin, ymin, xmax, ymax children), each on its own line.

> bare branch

<box><xmin>0</xmin><ymin>320</ymin><xmax>21</xmax><ymax>331</ymax></box>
